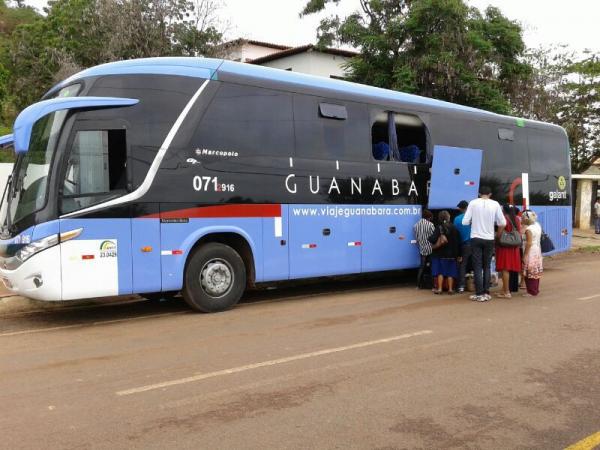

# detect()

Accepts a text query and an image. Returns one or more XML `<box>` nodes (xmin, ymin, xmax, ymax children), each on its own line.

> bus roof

<box><xmin>49</xmin><ymin>57</ymin><xmax>562</xmax><ymax>132</ymax></box>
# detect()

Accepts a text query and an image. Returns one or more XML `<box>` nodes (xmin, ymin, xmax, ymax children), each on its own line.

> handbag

<box><xmin>431</xmin><ymin>226</ymin><xmax>448</xmax><ymax>250</ymax></box>
<box><xmin>499</xmin><ymin>216</ymin><xmax>522</xmax><ymax>248</ymax></box>
<box><xmin>540</xmin><ymin>232</ymin><xmax>555</xmax><ymax>253</ymax></box>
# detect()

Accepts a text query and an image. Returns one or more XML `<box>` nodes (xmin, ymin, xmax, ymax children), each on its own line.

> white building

<box><xmin>248</xmin><ymin>44</ymin><xmax>356</xmax><ymax>79</ymax></box>
<box><xmin>219</xmin><ymin>39</ymin><xmax>292</xmax><ymax>63</ymax></box>
<box><xmin>573</xmin><ymin>157</ymin><xmax>600</xmax><ymax>230</ymax></box>
<box><xmin>222</xmin><ymin>39</ymin><xmax>357</xmax><ymax>79</ymax></box>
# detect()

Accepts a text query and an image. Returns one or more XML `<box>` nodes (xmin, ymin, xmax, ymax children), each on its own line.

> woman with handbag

<box><xmin>521</xmin><ymin>210</ymin><xmax>543</xmax><ymax>296</ymax></box>
<box><xmin>428</xmin><ymin>211</ymin><xmax>461</xmax><ymax>295</ymax></box>
<box><xmin>494</xmin><ymin>204</ymin><xmax>522</xmax><ymax>298</ymax></box>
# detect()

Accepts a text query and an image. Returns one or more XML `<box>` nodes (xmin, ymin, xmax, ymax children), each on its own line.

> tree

<box><xmin>512</xmin><ymin>48</ymin><xmax>600</xmax><ymax>173</ymax></box>
<box><xmin>301</xmin><ymin>0</ymin><xmax>531</xmax><ymax>114</ymax></box>
<box><xmin>0</xmin><ymin>0</ymin><xmax>225</xmax><ymax>131</ymax></box>
<box><xmin>559</xmin><ymin>54</ymin><xmax>600</xmax><ymax>172</ymax></box>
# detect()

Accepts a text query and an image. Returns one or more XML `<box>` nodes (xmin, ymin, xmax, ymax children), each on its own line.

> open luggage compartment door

<box><xmin>428</xmin><ymin>145</ymin><xmax>483</xmax><ymax>209</ymax></box>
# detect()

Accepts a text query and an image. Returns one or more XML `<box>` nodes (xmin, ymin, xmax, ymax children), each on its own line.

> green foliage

<box><xmin>514</xmin><ymin>48</ymin><xmax>600</xmax><ymax>172</ymax></box>
<box><xmin>302</xmin><ymin>0</ymin><xmax>599</xmax><ymax>172</ymax></box>
<box><xmin>302</xmin><ymin>0</ymin><xmax>530</xmax><ymax>114</ymax></box>
<box><xmin>0</xmin><ymin>0</ymin><xmax>225</xmax><ymax>131</ymax></box>
<box><xmin>559</xmin><ymin>54</ymin><xmax>600</xmax><ymax>172</ymax></box>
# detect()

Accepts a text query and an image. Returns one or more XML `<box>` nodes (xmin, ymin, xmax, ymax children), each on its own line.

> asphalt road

<box><xmin>1</xmin><ymin>251</ymin><xmax>599</xmax><ymax>450</ymax></box>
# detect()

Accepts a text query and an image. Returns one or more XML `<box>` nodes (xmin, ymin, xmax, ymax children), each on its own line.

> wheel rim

<box><xmin>200</xmin><ymin>258</ymin><xmax>234</xmax><ymax>298</ymax></box>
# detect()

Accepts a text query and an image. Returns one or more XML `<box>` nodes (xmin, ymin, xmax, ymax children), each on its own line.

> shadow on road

<box><xmin>0</xmin><ymin>270</ymin><xmax>417</xmax><ymax>334</ymax></box>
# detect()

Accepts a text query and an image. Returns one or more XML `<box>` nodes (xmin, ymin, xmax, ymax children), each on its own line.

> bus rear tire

<box><xmin>183</xmin><ymin>243</ymin><xmax>246</xmax><ymax>313</ymax></box>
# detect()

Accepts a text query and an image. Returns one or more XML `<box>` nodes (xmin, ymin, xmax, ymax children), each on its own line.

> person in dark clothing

<box><xmin>454</xmin><ymin>200</ymin><xmax>472</xmax><ymax>293</ymax></box>
<box><xmin>428</xmin><ymin>210</ymin><xmax>461</xmax><ymax>295</ymax></box>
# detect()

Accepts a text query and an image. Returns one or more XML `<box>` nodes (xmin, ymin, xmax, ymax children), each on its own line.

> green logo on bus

<box><xmin>558</xmin><ymin>176</ymin><xmax>566</xmax><ymax>191</ymax></box>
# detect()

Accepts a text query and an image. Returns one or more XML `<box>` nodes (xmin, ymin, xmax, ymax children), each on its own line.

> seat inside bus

<box><xmin>371</xmin><ymin>112</ymin><xmax>427</xmax><ymax>163</ymax></box>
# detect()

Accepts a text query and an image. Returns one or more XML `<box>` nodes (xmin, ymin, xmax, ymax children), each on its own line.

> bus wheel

<box><xmin>183</xmin><ymin>243</ymin><xmax>246</xmax><ymax>313</ymax></box>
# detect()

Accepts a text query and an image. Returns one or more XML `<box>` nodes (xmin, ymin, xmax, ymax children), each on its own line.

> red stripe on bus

<box><xmin>82</xmin><ymin>255</ymin><xmax>94</xmax><ymax>260</ymax></box>
<box><xmin>144</xmin><ymin>204</ymin><xmax>282</xmax><ymax>219</ymax></box>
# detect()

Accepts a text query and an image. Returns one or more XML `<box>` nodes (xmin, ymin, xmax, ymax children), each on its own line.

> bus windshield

<box><xmin>0</xmin><ymin>111</ymin><xmax>66</xmax><ymax>235</ymax></box>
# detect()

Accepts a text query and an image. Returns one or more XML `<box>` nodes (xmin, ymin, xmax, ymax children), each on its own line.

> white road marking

<box><xmin>116</xmin><ymin>329</ymin><xmax>433</xmax><ymax>396</ymax></box>
<box><xmin>0</xmin><ymin>312</ymin><xmax>183</xmax><ymax>337</ymax></box>
<box><xmin>578</xmin><ymin>294</ymin><xmax>600</xmax><ymax>301</ymax></box>
<box><xmin>159</xmin><ymin>335</ymin><xmax>468</xmax><ymax>410</ymax></box>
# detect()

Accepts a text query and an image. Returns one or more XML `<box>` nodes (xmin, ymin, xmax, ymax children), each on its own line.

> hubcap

<box><xmin>200</xmin><ymin>259</ymin><xmax>234</xmax><ymax>298</ymax></box>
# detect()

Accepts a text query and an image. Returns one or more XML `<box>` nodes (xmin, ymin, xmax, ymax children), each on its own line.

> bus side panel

<box><xmin>530</xmin><ymin>205</ymin><xmax>572</xmax><ymax>255</ymax></box>
<box><xmin>132</xmin><ymin>218</ymin><xmax>162</xmax><ymax>293</ymax></box>
<box><xmin>361</xmin><ymin>207</ymin><xmax>421</xmax><ymax>272</ymax></box>
<box><xmin>288</xmin><ymin>204</ymin><xmax>361</xmax><ymax>279</ymax></box>
<box><xmin>59</xmin><ymin>218</ymin><xmax>133</xmax><ymax>300</ymax></box>
<box><xmin>262</xmin><ymin>205</ymin><xmax>289</xmax><ymax>282</ymax></box>
<box><xmin>160</xmin><ymin>218</ymin><xmax>262</xmax><ymax>291</ymax></box>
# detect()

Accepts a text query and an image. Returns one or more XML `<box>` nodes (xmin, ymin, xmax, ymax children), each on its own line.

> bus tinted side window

<box><xmin>61</xmin><ymin>129</ymin><xmax>127</xmax><ymax>213</ymax></box>
<box><xmin>193</xmin><ymin>83</ymin><xmax>294</xmax><ymax>157</ymax></box>
<box><xmin>479</xmin><ymin>123</ymin><xmax>530</xmax><ymax>174</ymax></box>
<box><xmin>528</xmin><ymin>130</ymin><xmax>569</xmax><ymax>174</ymax></box>
<box><xmin>293</xmin><ymin>94</ymin><xmax>370</xmax><ymax>161</ymax></box>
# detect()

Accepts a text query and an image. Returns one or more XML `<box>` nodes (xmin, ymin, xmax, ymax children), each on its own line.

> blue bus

<box><xmin>0</xmin><ymin>57</ymin><xmax>572</xmax><ymax>312</ymax></box>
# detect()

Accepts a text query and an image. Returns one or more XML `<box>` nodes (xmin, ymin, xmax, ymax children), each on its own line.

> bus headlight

<box><xmin>15</xmin><ymin>234</ymin><xmax>60</xmax><ymax>264</ymax></box>
<box><xmin>6</xmin><ymin>228</ymin><xmax>82</xmax><ymax>270</ymax></box>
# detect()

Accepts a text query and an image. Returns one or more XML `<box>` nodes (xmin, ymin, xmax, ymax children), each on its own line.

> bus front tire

<box><xmin>183</xmin><ymin>243</ymin><xmax>246</xmax><ymax>313</ymax></box>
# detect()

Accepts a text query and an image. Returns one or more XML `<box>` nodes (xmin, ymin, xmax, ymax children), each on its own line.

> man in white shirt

<box><xmin>462</xmin><ymin>186</ymin><xmax>506</xmax><ymax>301</ymax></box>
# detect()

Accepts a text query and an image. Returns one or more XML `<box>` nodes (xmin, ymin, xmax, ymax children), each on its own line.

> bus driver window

<box><xmin>61</xmin><ymin>129</ymin><xmax>127</xmax><ymax>214</ymax></box>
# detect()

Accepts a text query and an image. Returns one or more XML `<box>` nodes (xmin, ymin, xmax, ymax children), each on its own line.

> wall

<box><xmin>225</xmin><ymin>43</ymin><xmax>283</xmax><ymax>62</ymax></box>
<box><xmin>260</xmin><ymin>51</ymin><xmax>352</xmax><ymax>79</ymax></box>
<box><xmin>575</xmin><ymin>179</ymin><xmax>593</xmax><ymax>229</ymax></box>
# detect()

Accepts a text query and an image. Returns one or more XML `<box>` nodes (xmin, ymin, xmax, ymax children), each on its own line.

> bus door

<box><xmin>428</xmin><ymin>146</ymin><xmax>482</xmax><ymax>209</ymax></box>
<box><xmin>58</xmin><ymin>125</ymin><xmax>134</xmax><ymax>300</ymax></box>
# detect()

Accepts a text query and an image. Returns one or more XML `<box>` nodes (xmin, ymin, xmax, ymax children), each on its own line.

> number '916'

<box><xmin>193</xmin><ymin>176</ymin><xmax>235</xmax><ymax>192</ymax></box>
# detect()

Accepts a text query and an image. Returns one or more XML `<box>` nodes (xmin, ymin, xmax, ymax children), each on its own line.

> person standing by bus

<box><xmin>494</xmin><ymin>204</ymin><xmax>522</xmax><ymax>298</ymax></box>
<box><xmin>428</xmin><ymin>210</ymin><xmax>461</xmax><ymax>295</ymax></box>
<box><xmin>521</xmin><ymin>210</ymin><xmax>543</xmax><ymax>296</ymax></box>
<box><xmin>462</xmin><ymin>186</ymin><xmax>506</xmax><ymax>302</ymax></box>
<box><xmin>414</xmin><ymin>210</ymin><xmax>435</xmax><ymax>288</ymax></box>
<box><xmin>454</xmin><ymin>200</ymin><xmax>471</xmax><ymax>293</ymax></box>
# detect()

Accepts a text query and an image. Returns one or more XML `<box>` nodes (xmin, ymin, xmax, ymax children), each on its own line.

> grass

<box><xmin>576</xmin><ymin>245</ymin><xmax>600</xmax><ymax>254</ymax></box>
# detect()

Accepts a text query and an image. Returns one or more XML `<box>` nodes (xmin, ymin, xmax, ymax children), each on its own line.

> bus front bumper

<box><xmin>0</xmin><ymin>246</ymin><xmax>62</xmax><ymax>301</ymax></box>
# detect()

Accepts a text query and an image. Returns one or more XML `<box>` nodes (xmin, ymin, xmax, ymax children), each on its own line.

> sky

<box><xmin>23</xmin><ymin>0</ymin><xmax>600</xmax><ymax>55</ymax></box>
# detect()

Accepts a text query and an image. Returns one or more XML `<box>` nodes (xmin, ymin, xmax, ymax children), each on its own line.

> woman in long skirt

<box><xmin>521</xmin><ymin>210</ymin><xmax>543</xmax><ymax>296</ymax></box>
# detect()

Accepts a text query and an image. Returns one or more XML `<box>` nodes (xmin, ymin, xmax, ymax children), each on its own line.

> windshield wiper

<box><xmin>0</xmin><ymin>174</ymin><xmax>13</xmax><ymax>236</ymax></box>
